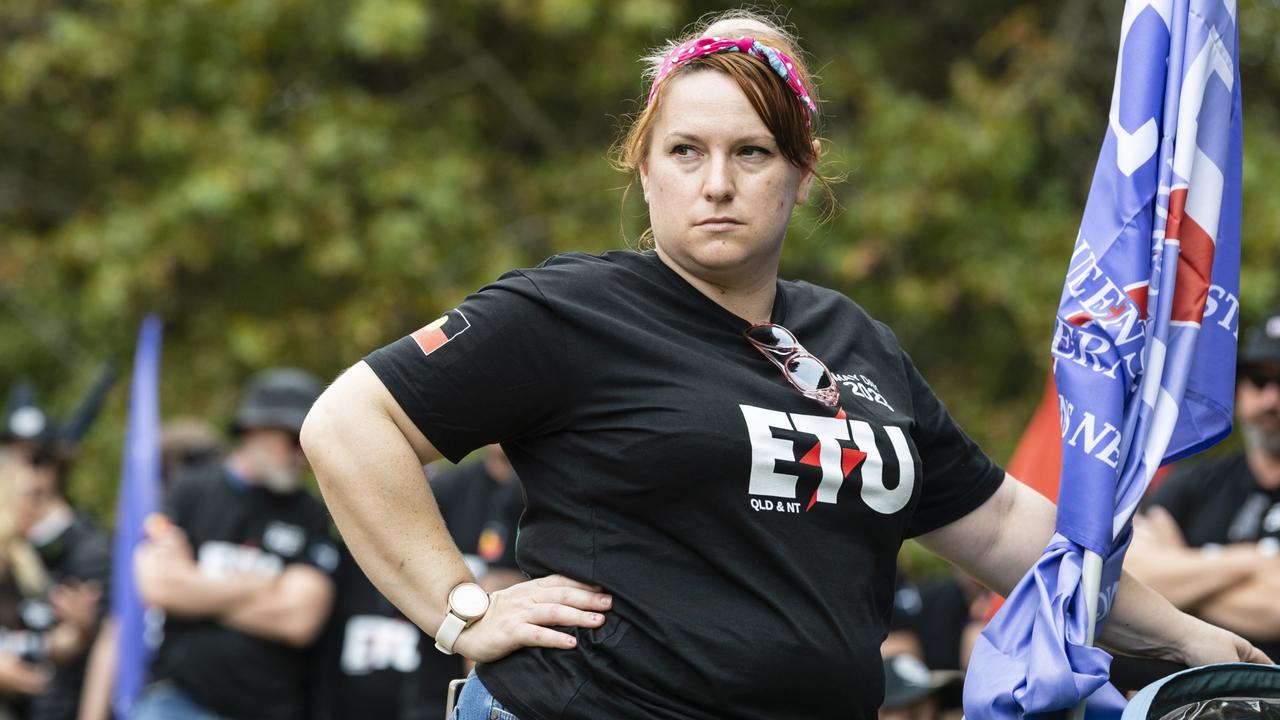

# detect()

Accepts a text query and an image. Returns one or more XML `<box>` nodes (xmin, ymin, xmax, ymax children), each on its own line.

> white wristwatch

<box><xmin>434</xmin><ymin>582</ymin><xmax>490</xmax><ymax>655</ymax></box>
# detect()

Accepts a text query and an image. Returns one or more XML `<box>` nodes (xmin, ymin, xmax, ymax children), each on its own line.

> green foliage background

<box><xmin>3</xmin><ymin>0</ymin><xmax>1279</xmax><ymax>532</ymax></box>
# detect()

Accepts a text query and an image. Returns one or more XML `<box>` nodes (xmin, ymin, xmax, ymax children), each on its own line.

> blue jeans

<box><xmin>452</xmin><ymin>671</ymin><xmax>521</xmax><ymax>720</ymax></box>
<box><xmin>132</xmin><ymin>682</ymin><xmax>232</xmax><ymax>720</ymax></box>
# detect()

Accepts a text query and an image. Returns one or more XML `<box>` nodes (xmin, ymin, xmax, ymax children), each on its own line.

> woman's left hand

<box><xmin>1171</xmin><ymin>614</ymin><xmax>1272</xmax><ymax>666</ymax></box>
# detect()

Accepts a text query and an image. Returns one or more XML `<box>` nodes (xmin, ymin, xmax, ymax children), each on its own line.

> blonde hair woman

<box><xmin>0</xmin><ymin>450</ymin><xmax>100</xmax><ymax>719</ymax></box>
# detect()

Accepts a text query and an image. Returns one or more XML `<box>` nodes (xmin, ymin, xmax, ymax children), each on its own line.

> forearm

<box><xmin>1095</xmin><ymin>568</ymin><xmax>1193</xmax><ymax>659</ymax></box>
<box><xmin>136</xmin><ymin>552</ymin><xmax>270</xmax><ymax>618</ymax></box>
<box><xmin>45</xmin><ymin>621</ymin><xmax>91</xmax><ymax>666</ymax></box>
<box><xmin>302</xmin><ymin>362</ymin><xmax>473</xmax><ymax>636</ymax></box>
<box><xmin>76</xmin><ymin>618</ymin><xmax>116</xmax><ymax>720</ymax></box>
<box><xmin>220</xmin><ymin>568</ymin><xmax>334</xmax><ymax>647</ymax></box>
<box><xmin>1197</xmin><ymin>576</ymin><xmax>1280</xmax><ymax>642</ymax></box>
<box><xmin>1123</xmin><ymin>544</ymin><xmax>1256</xmax><ymax>610</ymax></box>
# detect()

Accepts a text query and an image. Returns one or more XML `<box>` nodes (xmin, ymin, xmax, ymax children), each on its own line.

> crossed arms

<box><xmin>134</xmin><ymin>524</ymin><xmax>333</xmax><ymax>648</ymax></box>
<box><xmin>1125</xmin><ymin>506</ymin><xmax>1280</xmax><ymax>642</ymax></box>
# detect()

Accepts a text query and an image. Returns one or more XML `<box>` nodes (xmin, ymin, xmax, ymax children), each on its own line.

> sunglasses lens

<box><xmin>1246</xmin><ymin>368</ymin><xmax>1280</xmax><ymax>389</ymax></box>
<box><xmin>786</xmin><ymin>356</ymin><xmax>834</xmax><ymax>392</ymax></box>
<box><xmin>745</xmin><ymin>324</ymin><xmax>799</xmax><ymax>352</ymax></box>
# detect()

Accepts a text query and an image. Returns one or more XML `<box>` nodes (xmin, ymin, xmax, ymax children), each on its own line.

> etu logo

<box><xmin>740</xmin><ymin>404</ymin><xmax>916</xmax><ymax>514</ymax></box>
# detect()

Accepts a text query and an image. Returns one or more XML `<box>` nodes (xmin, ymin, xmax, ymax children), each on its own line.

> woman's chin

<box><xmin>688</xmin><ymin>238</ymin><xmax>776</xmax><ymax>274</ymax></box>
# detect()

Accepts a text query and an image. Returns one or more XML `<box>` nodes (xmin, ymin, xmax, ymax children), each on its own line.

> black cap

<box><xmin>1</xmin><ymin>381</ymin><xmax>53</xmax><ymax>445</ymax></box>
<box><xmin>881</xmin><ymin>654</ymin><xmax>962</xmax><ymax>710</ymax></box>
<box><xmin>1240</xmin><ymin>314</ymin><xmax>1280</xmax><ymax>368</ymax></box>
<box><xmin>233</xmin><ymin>368</ymin><xmax>322</xmax><ymax>436</ymax></box>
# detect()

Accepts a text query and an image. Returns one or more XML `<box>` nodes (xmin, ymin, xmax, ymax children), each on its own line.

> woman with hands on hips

<box><xmin>301</xmin><ymin>10</ymin><xmax>1267</xmax><ymax>720</ymax></box>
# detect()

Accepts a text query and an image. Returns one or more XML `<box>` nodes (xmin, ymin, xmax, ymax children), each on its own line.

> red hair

<box><xmin>611</xmin><ymin>11</ymin><xmax>837</xmax><ymax>244</ymax></box>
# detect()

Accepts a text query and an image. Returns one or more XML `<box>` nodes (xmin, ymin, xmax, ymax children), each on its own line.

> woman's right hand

<box><xmin>451</xmin><ymin>574</ymin><xmax>612</xmax><ymax>663</ymax></box>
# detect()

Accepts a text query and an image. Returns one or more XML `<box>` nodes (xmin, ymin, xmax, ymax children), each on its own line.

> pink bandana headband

<box><xmin>647</xmin><ymin>36</ymin><xmax>817</xmax><ymax>120</ymax></box>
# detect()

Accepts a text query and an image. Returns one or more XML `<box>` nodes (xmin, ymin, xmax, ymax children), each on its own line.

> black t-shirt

<box><xmin>365</xmin><ymin>250</ymin><xmax>1005</xmax><ymax>720</ymax></box>
<box><xmin>312</xmin><ymin>546</ymin><xmax>463</xmax><ymax>720</ymax></box>
<box><xmin>150</xmin><ymin>464</ymin><xmax>339</xmax><ymax>720</ymax></box>
<box><xmin>1145</xmin><ymin>452</ymin><xmax>1280</xmax><ymax>658</ymax></box>
<box><xmin>27</xmin><ymin>512</ymin><xmax>111</xmax><ymax>720</ymax></box>
<box><xmin>430</xmin><ymin>462</ymin><xmax>524</xmax><ymax>577</ymax></box>
<box><xmin>0</xmin><ymin>571</ymin><xmax>49</xmax><ymax>718</ymax></box>
<box><xmin>1146</xmin><ymin>453</ymin><xmax>1280</xmax><ymax>546</ymax></box>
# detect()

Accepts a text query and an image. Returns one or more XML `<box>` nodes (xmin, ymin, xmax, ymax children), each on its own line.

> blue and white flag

<box><xmin>966</xmin><ymin>0</ymin><xmax>1242</xmax><ymax>716</ymax></box>
<box><xmin>110</xmin><ymin>316</ymin><xmax>163</xmax><ymax>718</ymax></box>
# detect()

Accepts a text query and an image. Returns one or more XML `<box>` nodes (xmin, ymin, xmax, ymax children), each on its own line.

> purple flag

<box><xmin>110</xmin><ymin>316</ymin><xmax>163</xmax><ymax>718</ymax></box>
<box><xmin>966</xmin><ymin>0</ymin><xmax>1242</xmax><ymax>716</ymax></box>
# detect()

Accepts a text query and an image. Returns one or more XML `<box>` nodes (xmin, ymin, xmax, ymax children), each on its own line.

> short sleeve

<box><xmin>903</xmin><ymin>353</ymin><xmax>1006</xmax><ymax>537</ymax></box>
<box><xmin>364</xmin><ymin>271</ymin><xmax>571</xmax><ymax>463</ymax></box>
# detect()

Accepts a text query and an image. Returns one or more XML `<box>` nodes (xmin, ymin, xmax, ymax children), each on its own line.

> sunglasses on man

<box><xmin>1240</xmin><ymin>365</ymin><xmax>1280</xmax><ymax>390</ymax></box>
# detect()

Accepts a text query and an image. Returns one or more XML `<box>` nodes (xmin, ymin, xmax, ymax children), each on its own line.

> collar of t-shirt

<box><xmin>641</xmin><ymin>250</ymin><xmax>789</xmax><ymax>327</ymax></box>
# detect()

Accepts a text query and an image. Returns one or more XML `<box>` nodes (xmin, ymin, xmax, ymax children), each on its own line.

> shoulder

<box><xmin>1156</xmin><ymin>452</ymin><xmax>1248</xmax><ymax>500</ymax></box>
<box><xmin>67</xmin><ymin>513</ymin><xmax>109</xmax><ymax>550</ymax></box>
<box><xmin>783</xmin><ymin>279</ymin><xmax>905</xmax><ymax>353</ymax></box>
<box><xmin>165</xmin><ymin>462</ymin><xmax>228</xmax><ymax>505</ymax></box>
<box><xmin>500</xmin><ymin>250</ymin><xmax>661</xmax><ymax>303</ymax></box>
<box><xmin>63</xmin><ymin>514</ymin><xmax>111</xmax><ymax>577</ymax></box>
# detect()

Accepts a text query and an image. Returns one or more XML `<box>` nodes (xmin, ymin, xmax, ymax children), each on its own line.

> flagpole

<box><xmin>1069</xmin><ymin>549</ymin><xmax>1106</xmax><ymax>720</ymax></box>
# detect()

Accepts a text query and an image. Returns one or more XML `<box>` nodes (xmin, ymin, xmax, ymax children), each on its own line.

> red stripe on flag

<box><xmin>1165</xmin><ymin>188</ymin><xmax>1215</xmax><ymax>324</ymax></box>
<box><xmin>410</xmin><ymin>326</ymin><xmax>449</xmax><ymax>356</ymax></box>
<box><xmin>1127</xmin><ymin>283</ymin><xmax>1150</xmax><ymax>320</ymax></box>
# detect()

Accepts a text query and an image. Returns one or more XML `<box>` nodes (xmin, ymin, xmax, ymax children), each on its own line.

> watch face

<box><xmin>451</xmin><ymin>583</ymin><xmax>490</xmax><ymax>619</ymax></box>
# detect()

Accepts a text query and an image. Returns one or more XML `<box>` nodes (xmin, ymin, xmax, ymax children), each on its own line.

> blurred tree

<box><xmin>1</xmin><ymin>0</ymin><xmax>1277</xmax><ymax>524</ymax></box>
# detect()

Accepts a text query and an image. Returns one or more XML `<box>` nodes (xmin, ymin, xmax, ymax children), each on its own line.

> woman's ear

<box><xmin>639</xmin><ymin>161</ymin><xmax>650</xmax><ymax>203</ymax></box>
<box><xmin>794</xmin><ymin>139</ymin><xmax>821</xmax><ymax>205</ymax></box>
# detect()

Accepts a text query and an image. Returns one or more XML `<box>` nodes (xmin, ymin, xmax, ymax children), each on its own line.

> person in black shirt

<box><xmin>1129</xmin><ymin>314</ymin><xmax>1280</xmax><ymax>659</ymax></box>
<box><xmin>1</xmin><ymin>385</ymin><xmax>107</xmax><ymax>720</ymax></box>
<box><xmin>134</xmin><ymin>369</ymin><xmax>338</xmax><ymax>720</ymax></box>
<box><xmin>77</xmin><ymin>417</ymin><xmax>229</xmax><ymax>720</ymax></box>
<box><xmin>0</xmin><ymin>450</ymin><xmax>101</xmax><ymax>720</ymax></box>
<box><xmin>302</xmin><ymin>11</ymin><xmax>1266</xmax><ymax>720</ymax></box>
<box><xmin>313</xmin><ymin>448</ymin><xmax>524</xmax><ymax>720</ymax></box>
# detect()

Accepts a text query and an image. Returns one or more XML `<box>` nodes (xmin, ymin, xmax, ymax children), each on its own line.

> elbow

<box><xmin>277</xmin><ymin>572</ymin><xmax>334</xmax><ymax>649</ymax></box>
<box><xmin>278</xmin><ymin>601</ymin><xmax>331</xmax><ymax>649</ymax></box>
<box><xmin>277</xmin><ymin>619</ymin><xmax>323</xmax><ymax>649</ymax></box>
<box><xmin>301</xmin><ymin>386</ymin><xmax>350</xmax><ymax>495</ymax></box>
<box><xmin>299</xmin><ymin>389</ymin><xmax>337</xmax><ymax>467</ymax></box>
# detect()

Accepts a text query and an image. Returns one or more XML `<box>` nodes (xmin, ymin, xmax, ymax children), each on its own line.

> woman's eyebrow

<box><xmin>662</xmin><ymin>132</ymin><xmax>776</xmax><ymax>145</ymax></box>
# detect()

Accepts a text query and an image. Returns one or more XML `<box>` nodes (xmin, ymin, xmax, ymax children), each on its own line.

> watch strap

<box><xmin>434</xmin><ymin>611</ymin><xmax>467</xmax><ymax>655</ymax></box>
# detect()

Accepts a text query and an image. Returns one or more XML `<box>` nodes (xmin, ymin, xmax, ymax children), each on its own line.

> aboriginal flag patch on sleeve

<box><xmin>410</xmin><ymin>309</ymin><xmax>471</xmax><ymax>357</ymax></box>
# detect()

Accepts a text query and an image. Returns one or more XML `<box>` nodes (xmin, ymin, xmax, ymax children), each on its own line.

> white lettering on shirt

<box><xmin>197</xmin><ymin>541</ymin><xmax>285</xmax><ymax>579</ymax></box>
<box><xmin>341</xmin><ymin>615</ymin><xmax>421</xmax><ymax>675</ymax></box>
<box><xmin>832</xmin><ymin>373</ymin><xmax>895</xmax><ymax>412</ymax></box>
<box><xmin>741</xmin><ymin>405</ymin><xmax>800</xmax><ymax>500</ymax></box>
<box><xmin>739</xmin><ymin>404</ymin><xmax>915</xmax><ymax>515</ymax></box>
